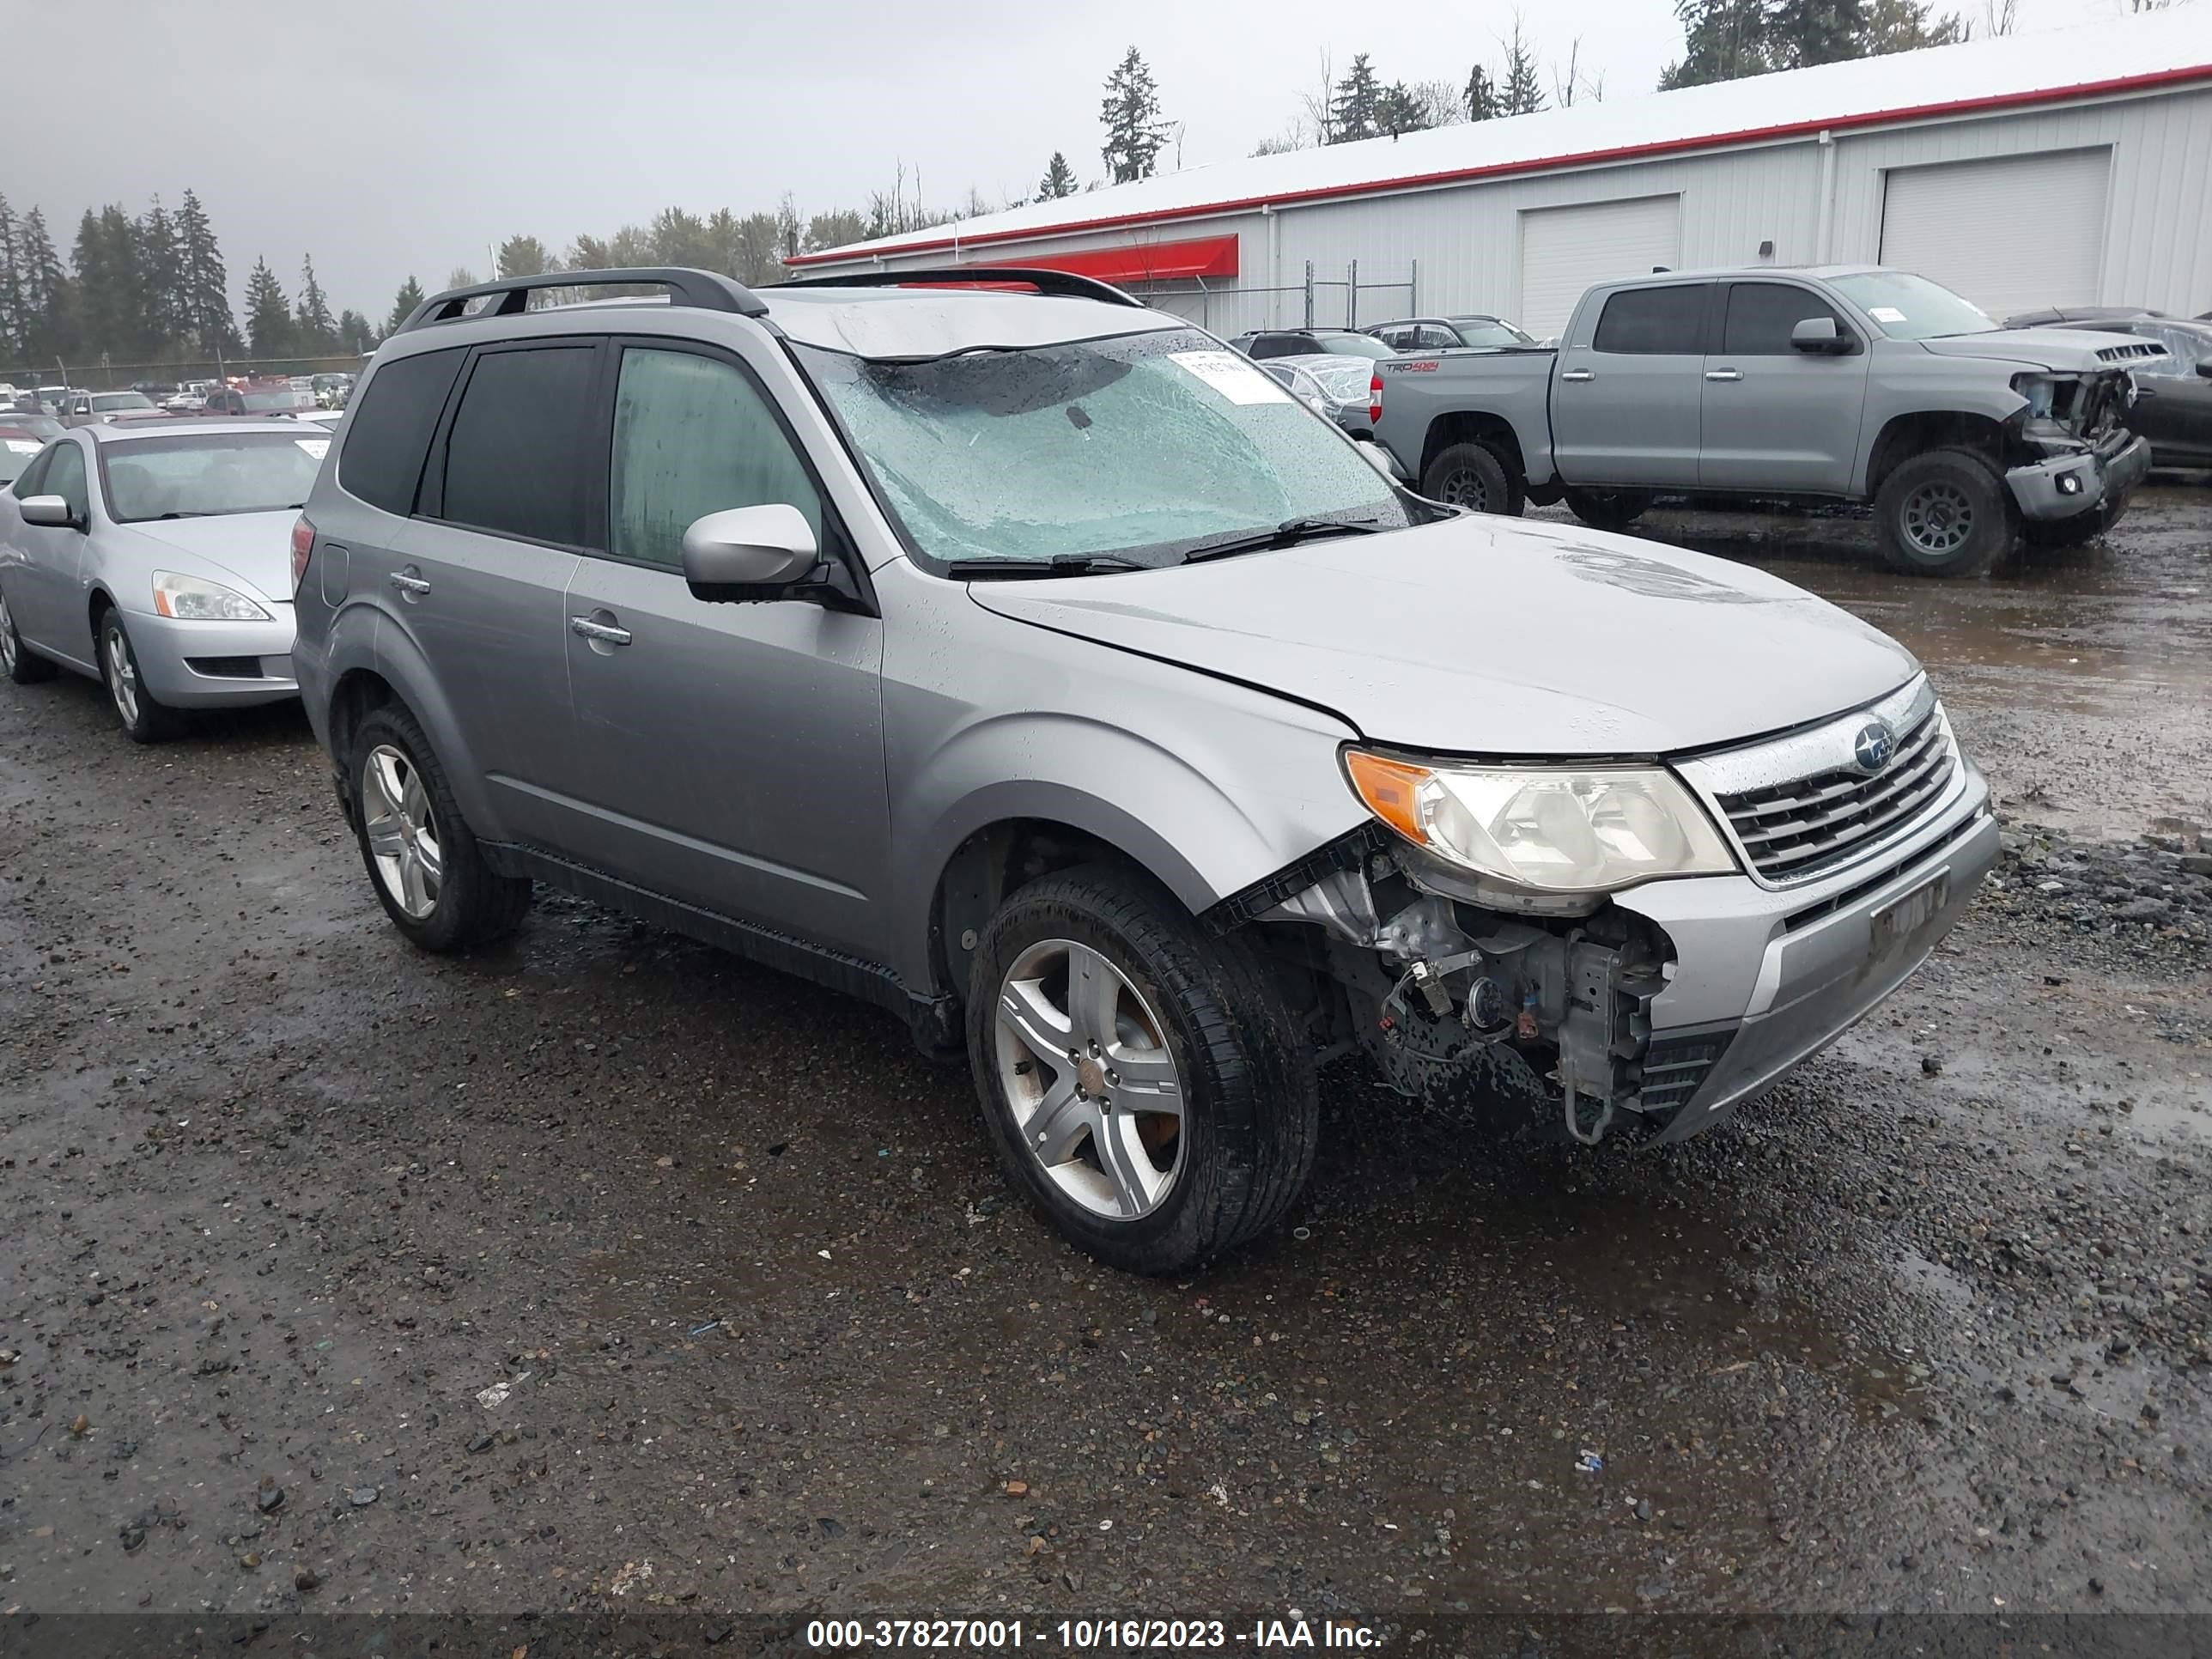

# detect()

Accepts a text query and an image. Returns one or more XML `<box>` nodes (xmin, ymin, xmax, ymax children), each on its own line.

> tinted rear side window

<box><xmin>440</xmin><ymin>345</ymin><xmax>598</xmax><ymax>545</ymax></box>
<box><xmin>1722</xmin><ymin>283</ymin><xmax>1849</xmax><ymax>355</ymax></box>
<box><xmin>338</xmin><ymin>348</ymin><xmax>465</xmax><ymax>514</ymax></box>
<box><xmin>1593</xmin><ymin>286</ymin><xmax>1708</xmax><ymax>354</ymax></box>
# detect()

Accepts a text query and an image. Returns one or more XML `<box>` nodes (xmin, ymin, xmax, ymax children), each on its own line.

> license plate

<box><xmin>1871</xmin><ymin>872</ymin><xmax>1948</xmax><ymax>951</ymax></box>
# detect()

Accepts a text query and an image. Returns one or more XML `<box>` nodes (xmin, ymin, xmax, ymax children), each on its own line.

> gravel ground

<box><xmin>2</xmin><ymin>495</ymin><xmax>2209</xmax><ymax>1630</ymax></box>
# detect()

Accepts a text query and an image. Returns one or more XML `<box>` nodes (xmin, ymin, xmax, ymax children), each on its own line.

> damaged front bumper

<box><xmin>2007</xmin><ymin>427</ymin><xmax>2151</xmax><ymax>521</ymax></box>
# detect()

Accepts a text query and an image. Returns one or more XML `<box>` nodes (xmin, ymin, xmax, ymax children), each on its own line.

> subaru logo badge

<box><xmin>1851</xmin><ymin>720</ymin><xmax>1895</xmax><ymax>774</ymax></box>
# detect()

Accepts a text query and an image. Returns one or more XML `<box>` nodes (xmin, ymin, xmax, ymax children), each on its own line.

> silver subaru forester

<box><xmin>289</xmin><ymin>266</ymin><xmax>1997</xmax><ymax>1274</ymax></box>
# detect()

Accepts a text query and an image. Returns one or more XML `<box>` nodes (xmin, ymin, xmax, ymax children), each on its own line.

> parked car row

<box><xmin>3</xmin><ymin>264</ymin><xmax>2001</xmax><ymax>1273</ymax></box>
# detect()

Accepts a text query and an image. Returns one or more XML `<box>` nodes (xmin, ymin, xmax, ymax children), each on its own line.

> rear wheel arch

<box><xmin>327</xmin><ymin>666</ymin><xmax>398</xmax><ymax>785</ymax></box>
<box><xmin>1419</xmin><ymin>410</ymin><xmax>1528</xmax><ymax>493</ymax></box>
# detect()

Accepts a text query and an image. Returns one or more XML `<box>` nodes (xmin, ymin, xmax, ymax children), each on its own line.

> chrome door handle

<box><xmin>569</xmin><ymin>615</ymin><xmax>632</xmax><ymax>647</ymax></box>
<box><xmin>1560</xmin><ymin>369</ymin><xmax>1595</xmax><ymax>383</ymax></box>
<box><xmin>388</xmin><ymin>571</ymin><xmax>431</xmax><ymax>595</ymax></box>
<box><xmin>1705</xmin><ymin>368</ymin><xmax>1743</xmax><ymax>382</ymax></box>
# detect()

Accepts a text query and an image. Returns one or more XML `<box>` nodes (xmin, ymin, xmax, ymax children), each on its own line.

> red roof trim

<box><xmin>787</xmin><ymin>64</ymin><xmax>2212</xmax><ymax>267</ymax></box>
<box><xmin>999</xmin><ymin>234</ymin><xmax>1238</xmax><ymax>283</ymax></box>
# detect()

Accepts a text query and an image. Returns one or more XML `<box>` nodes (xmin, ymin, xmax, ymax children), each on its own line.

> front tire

<box><xmin>1421</xmin><ymin>441</ymin><xmax>1522</xmax><ymax>516</ymax></box>
<box><xmin>0</xmin><ymin>585</ymin><xmax>58</xmax><ymax>684</ymax></box>
<box><xmin>1563</xmin><ymin>488</ymin><xmax>1650</xmax><ymax>533</ymax></box>
<box><xmin>349</xmin><ymin>703</ymin><xmax>532</xmax><ymax>951</ymax></box>
<box><xmin>1875</xmin><ymin>448</ymin><xmax>2016</xmax><ymax>577</ymax></box>
<box><xmin>97</xmin><ymin>609</ymin><xmax>183</xmax><ymax>742</ymax></box>
<box><xmin>967</xmin><ymin>865</ymin><xmax>1318</xmax><ymax>1274</ymax></box>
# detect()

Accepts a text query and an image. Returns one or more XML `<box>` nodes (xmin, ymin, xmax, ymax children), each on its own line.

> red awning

<box><xmin>1004</xmin><ymin>234</ymin><xmax>1238</xmax><ymax>286</ymax></box>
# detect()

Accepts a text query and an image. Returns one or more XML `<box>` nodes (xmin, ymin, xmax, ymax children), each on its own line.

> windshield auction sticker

<box><xmin>1170</xmin><ymin>350</ymin><xmax>1292</xmax><ymax>406</ymax></box>
<box><xmin>294</xmin><ymin>438</ymin><xmax>331</xmax><ymax>459</ymax></box>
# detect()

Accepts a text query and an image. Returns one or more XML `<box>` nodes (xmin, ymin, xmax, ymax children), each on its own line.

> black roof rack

<box><xmin>775</xmin><ymin>266</ymin><xmax>1146</xmax><ymax>309</ymax></box>
<box><xmin>395</xmin><ymin>267</ymin><xmax>769</xmax><ymax>333</ymax></box>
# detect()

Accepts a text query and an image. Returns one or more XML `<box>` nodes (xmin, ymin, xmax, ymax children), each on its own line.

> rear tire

<box><xmin>967</xmin><ymin>864</ymin><xmax>1318</xmax><ymax>1274</ymax></box>
<box><xmin>97</xmin><ymin>609</ymin><xmax>184</xmax><ymax>742</ymax></box>
<box><xmin>2023</xmin><ymin>494</ymin><xmax>2126</xmax><ymax>550</ymax></box>
<box><xmin>0</xmin><ymin>584</ymin><xmax>58</xmax><ymax>684</ymax></box>
<box><xmin>1563</xmin><ymin>488</ymin><xmax>1650</xmax><ymax>533</ymax></box>
<box><xmin>1421</xmin><ymin>441</ymin><xmax>1522</xmax><ymax>516</ymax></box>
<box><xmin>1875</xmin><ymin>448</ymin><xmax>2015</xmax><ymax>577</ymax></box>
<box><xmin>349</xmin><ymin>703</ymin><xmax>532</xmax><ymax>952</ymax></box>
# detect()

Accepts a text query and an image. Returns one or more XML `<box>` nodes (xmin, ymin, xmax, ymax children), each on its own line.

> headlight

<box><xmin>151</xmin><ymin>570</ymin><xmax>270</xmax><ymax>622</ymax></box>
<box><xmin>1345</xmin><ymin>750</ymin><xmax>1737</xmax><ymax>894</ymax></box>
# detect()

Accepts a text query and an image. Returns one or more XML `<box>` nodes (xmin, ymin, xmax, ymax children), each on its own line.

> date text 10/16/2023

<box><xmin>805</xmin><ymin>1618</ymin><xmax>1384</xmax><ymax>1650</ymax></box>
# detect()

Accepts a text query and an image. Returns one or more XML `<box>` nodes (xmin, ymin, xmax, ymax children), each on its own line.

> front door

<box><xmin>1548</xmin><ymin>282</ymin><xmax>1713</xmax><ymax>489</ymax></box>
<box><xmin>1699</xmin><ymin>281</ymin><xmax>1871</xmax><ymax>495</ymax></box>
<box><xmin>10</xmin><ymin>441</ymin><xmax>94</xmax><ymax>664</ymax></box>
<box><xmin>555</xmin><ymin>341</ymin><xmax>890</xmax><ymax>962</ymax></box>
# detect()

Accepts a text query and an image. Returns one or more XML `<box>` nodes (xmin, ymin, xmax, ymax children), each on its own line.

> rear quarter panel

<box><xmin>1372</xmin><ymin>350</ymin><xmax>1559</xmax><ymax>488</ymax></box>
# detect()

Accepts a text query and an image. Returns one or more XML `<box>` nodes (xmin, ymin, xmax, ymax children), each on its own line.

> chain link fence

<box><xmin>1129</xmin><ymin>260</ymin><xmax>1420</xmax><ymax>337</ymax></box>
<box><xmin>1</xmin><ymin>352</ymin><xmax>369</xmax><ymax>392</ymax></box>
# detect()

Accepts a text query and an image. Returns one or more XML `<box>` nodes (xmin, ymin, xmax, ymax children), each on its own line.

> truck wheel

<box><xmin>1421</xmin><ymin>441</ymin><xmax>1521</xmax><ymax>516</ymax></box>
<box><xmin>349</xmin><ymin>704</ymin><xmax>532</xmax><ymax>952</ymax></box>
<box><xmin>1875</xmin><ymin>448</ymin><xmax>2016</xmax><ymax>577</ymax></box>
<box><xmin>967</xmin><ymin>864</ymin><xmax>1318</xmax><ymax>1275</ymax></box>
<box><xmin>2023</xmin><ymin>495</ymin><xmax>2126</xmax><ymax>550</ymax></box>
<box><xmin>1563</xmin><ymin>488</ymin><xmax>1650</xmax><ymax>533</ymax></box>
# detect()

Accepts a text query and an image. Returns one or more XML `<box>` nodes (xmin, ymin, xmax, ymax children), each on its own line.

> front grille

<box><xmin>1713</xmin><ymin>705</ymin><xmax>1955</xmax><ymax>883</ymax></box>
<box><xmin>1638</xmin><ymin>1030</ymin><xmax>1734</xmax><ymax>1117</ymax></box>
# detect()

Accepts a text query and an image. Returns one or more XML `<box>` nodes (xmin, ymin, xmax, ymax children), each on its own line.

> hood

<box><xmin>117</xmin><ymin>510</ymin><xmax>296</xmax><ymax>604</ymax></box>
<box><xmin>969</xmin><ymin>515</ymin><xmax>1917</xmax><ymax>757</ymax></box>
<box><xmin>1917</xmin><ymin>326</ymin><xmax>2150</xmax><ymax>374</ymax></box>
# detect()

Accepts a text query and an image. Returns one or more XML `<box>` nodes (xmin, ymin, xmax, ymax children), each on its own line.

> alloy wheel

<box><xmin>0</xmin><ymin>592</ymin><xmax>16</xmax><ymax>675</ymax></box>
<box><xmin>362</xmin><ymin>743</ymin><xmax>444</xmax><ymax>921</ymax></box>
<box><xmin>993</xmin><ymin>938</ymin><xmax>1185</xmax><ymax>1221</ymax></box>
<box><xmin>104</xmin><ymin>624</ymin><xmax>140</xmax><ymax>726</ymax></box>
<box><xmin>1902</xmin><ymin>480</ymin><xmax>1973</xmax><ymax>556</ymax></box>
<box><xmin>1438</xmin><ymin>466</ymin><xmax>1491</xmax><ymax>512</ymax></box>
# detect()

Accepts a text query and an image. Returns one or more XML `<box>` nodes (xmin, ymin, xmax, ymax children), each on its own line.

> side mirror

<box><xmin>19</xmin><ymin>494</ymin><xmax>77</xmax><ymax>529</ymax></box>
<box><xmin>1790</xmin><ymin>316</ymin><xmax>1847</xmax><ymax>354</ymax></box>
<box><xmin>1357</xmin><ymin>441</ymin><xmax>1408</xmax><ymax>483</ymax></box>
<box><xmin>681</xmin><ymin>503</ymin><xmax>820</xmax><ymax>600</ymax></box>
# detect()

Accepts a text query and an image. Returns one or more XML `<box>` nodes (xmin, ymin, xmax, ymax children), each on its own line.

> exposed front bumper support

<box><xmin>2008</xmin><ymin>429</ymin><xmax>2150</xmax><ymax>521</ymax></box>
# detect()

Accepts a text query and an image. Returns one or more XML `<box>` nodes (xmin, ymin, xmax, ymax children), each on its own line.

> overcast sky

<box><xmin>10</xmin><ymin>0</ymin><xmax>2124</xmax><ymax>320</ymax></box>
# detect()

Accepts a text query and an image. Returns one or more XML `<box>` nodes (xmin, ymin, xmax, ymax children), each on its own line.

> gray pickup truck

<box><xmin>1371</xmin><ymin>264</ymin><xmax>2159</xmax><ymax>576</ymax></box>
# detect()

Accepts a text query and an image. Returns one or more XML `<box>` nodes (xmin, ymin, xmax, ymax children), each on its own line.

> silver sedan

<box><xmin>0</xmin><ymin>419</ymin><xmax>323</xmax><ymax>740</ymax></box>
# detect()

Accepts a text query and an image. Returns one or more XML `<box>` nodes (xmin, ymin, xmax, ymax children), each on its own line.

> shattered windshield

<box><xmin>795</xmin><ymin>327</ymin><xmax>1419</xmax><ymax>570</ymax></box>
<box><xmin>1830</xmin><ymin>271</ymin><xmax>1999</xmax><ymax>341</ymax></box>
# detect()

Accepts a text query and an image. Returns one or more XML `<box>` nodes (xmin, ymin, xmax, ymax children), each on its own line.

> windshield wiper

<box><xmin>945</xmin><ymin>553</ymin><xmax>1152</xmax><ymax>580</ymax></box>
<box><xmin>1179</xmin><ymin>516</ymin><xmax>1385</xmax><ymax>566</ymax></box>
<box><xmin>155</xmin><ymin>510</ymin><xmax>216</xmax><ymax>520</ymax></box>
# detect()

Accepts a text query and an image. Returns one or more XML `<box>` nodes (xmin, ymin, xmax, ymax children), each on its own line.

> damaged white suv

<box><xmin>293</xmin><ymin>266</ymin><xmax>1999</xmax><ymax>1275</ymax></box>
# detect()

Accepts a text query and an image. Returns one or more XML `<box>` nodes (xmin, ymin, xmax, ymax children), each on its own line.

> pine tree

<box><xmin>1863</xmin><ymin>0</ymin><xmax>1963</xmax><ymax>52</ymax></box>
<box><xmin>1037</xmin><ymin>152</ymin><xmax>1079</xmax><ymax>199</ymax></box>
<box><xmin>1099</xmin><ymin>47</ymin><xmax>1170</xmax><ymax>184</ymax></box>
<box><xmin>245</xmin><ymin>258</ymin><xmax>293</xmax><ymax>357</ymax></box>
<box><xmin>73</xmin><ymin>206</ymin><xmax>155</xmax><ymax>362</ymax></box>
<box><xmin>137</xmin><ymin>197</ymin><xmax>185</xmax><ymax>349</ymax></box>
<box><xmin>174</xmin><ymin>190</ymin><xmax>235</xmax><ymax>354</ymax></box>
<box><xmin>1770</xmin><ymin>0</ymin><xmax>1865</xmax><ymax>64</ymax></box>
<box><xmin>18</xmin><ymin>208</ymin><xmax>71</xmax><ymax>363</ymax></box>
<box><xmin>496</xmin><ymin>234</ymin><xmax>554</xmax><ymax>278</ymax></box>
<box><xmin>295</xmin><ymin>256</ymin><xmax>337</xmax><ymax>352</ymax></box>
<box><xmin>1328</xmin><ymin>54</ymin><xmax>1383</xmax><ymax>143</ymax></box>
<box><xmin>1501</xmin><ymin>22</ymin><xmax>1547</xmax><ymax>114</ymax></box>
<box><xmin>337</xmin><ymin>308</ymin><xmax>376</xmax><ymax>355</ymax></box>
<box><xmin>0</xmin><ymin>195</ymin><xmax>24</xmax><ymax>360</ymax></box>
<box><xmin>1376</xmin><ymin>82</ymin><xmax>1427</xmax><ymax>137</ymax></box>
<box><xmin>387</xmin><ymin>276</ymin><xmax>425</xmax><ymax>336</ymax></box>
<box><xmin>1466</xmin><ymin>64</ymin><xmax>1500</xmax><ymax>120</ymax></box>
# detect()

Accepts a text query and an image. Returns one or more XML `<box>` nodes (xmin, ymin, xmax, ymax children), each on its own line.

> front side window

<box><xmin>97</xmin><ymin>432</ymin><xmax>326</xmax><ymax>523</ymax></box>
<box><xmin>1828</xmin><ymin>270</ymin><xmax>1996</xmax><ymax>340</ymax></box>
<box><xmin>1593</xmin><ymin>286</ymin><xmax>1709</xmax><ymax>355</ymax></box>
<box><xmin>46</xmin><ymin>442</ymin><xmax>88</xmax><ymax>519</ymax></box>
<box><xmin>609</xmin><ymin>347</ymin><xmax>823</xmax><ymax>568</ymax></box>
<box><xmin>440</xmin><ymin>344</ymin><xmax>598</xmax><ymax>544</ymax></box>
<box><xmin>796</xmin><ymin>327</ymin><xmax>1421</xmax><ymax>571</ymax></box>
<box><xmin>1722</xmin><ymin>283</ymin><xmax>1852</xmax><ymax>355</ymax></box>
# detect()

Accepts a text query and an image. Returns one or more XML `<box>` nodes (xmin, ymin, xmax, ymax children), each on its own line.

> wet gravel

<box><xmin>2</xmin><ymin>501</ymin><xmax>2209</xmax><ymax>1624</ymax></box>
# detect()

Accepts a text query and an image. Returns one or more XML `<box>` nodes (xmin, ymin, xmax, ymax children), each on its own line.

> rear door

<box><xmin>1549</xmin><ymin>283</ymin><xmax>1713</xmax><ymax>489</ymax></box>
<box><xmin>377</xmin><ymin>338</ymin><xmax>601</xmax><ymax>850</ymax></box>
<box><xmin>1698</xmin><ymin>280</ymin><xmax>1870</xmax><ymax>495</ymax></box>
<box><xmin>550</xmin><ymin>337</ymin><xmax>890</xmax><ymax>959</ymax></box>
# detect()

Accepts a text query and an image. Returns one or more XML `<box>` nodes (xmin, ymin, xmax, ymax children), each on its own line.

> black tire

<box><xmin>1875</xmin><ymin>447</ymin><xmax>2016</xmax><ymax>577</ymax></box>
<box><xmin>966</xmin><ymin>864</ymin><xmax>1318</xmax><ymax>1275</ymax></box>
<box><xmin>1562</xmin><ymin>487</ymin><xmax>1650</xmax><ymax>533</ymax></box>
<box><xmin>0</xmin><ymin>582</ymin><xmax>58</xmax><ymax>684</ymax></box>
<box><xmin>1421</xmin><ymin>441</ymin><xmax>1522</xmax><ymax>516</ymax></box>
<box><xmin>348</xmin><ymin>703</ymin><xmax>532</xmax><ymax>952</ymax></box>
<box><xmin>96</xmin><ymin>608</ymin><xmax>184</xmax><ymax>743</ymax></box>
<box><xmin>2023</xmin><ymin>494</ymin><xmax>2127</xmax><ymax>550</ymax></box>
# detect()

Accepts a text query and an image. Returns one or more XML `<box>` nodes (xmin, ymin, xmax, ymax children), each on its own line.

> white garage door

<box><xmin>1880</xmin><ymin>148</ymin><xmax>2109</xmax><ymax>319</ymax></box>
<box><xmin>1519</xmin><ymin>196</ymin><xmax>1681</xmax><ymax>338</ymax></box>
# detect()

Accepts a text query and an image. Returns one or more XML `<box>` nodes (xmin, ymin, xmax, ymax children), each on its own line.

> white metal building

<box><xmin>788</xmin><ymin>9</ymin><xmax>2212</xmax><ymax>338</ymax></box>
